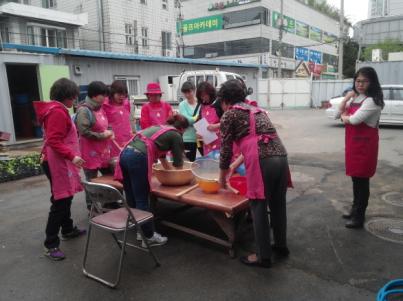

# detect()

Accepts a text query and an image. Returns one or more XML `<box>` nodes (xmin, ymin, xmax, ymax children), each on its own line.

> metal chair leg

<box><xmin>112</xmin><ymin>227</ymin><xmax>128</xmax><ymax>287</ymax></box>
<box><xmin>138</xmin><ymin>227</ymin><xmax>161</xmax><ymax>267</ymax></box>
<box><xmin>82</xmin><ymin>223</ymin><xmax>93</xmax><ymax>276</ymax></box>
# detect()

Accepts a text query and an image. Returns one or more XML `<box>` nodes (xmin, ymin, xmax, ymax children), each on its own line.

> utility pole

<box><xmin>176</xmin><ymin>0</ymin><xmax>185</xmax><ymax>58</ymax></box>
<box><xmin>338</xmin><ymin>0</ymin><xmax>344</xmax><ymax>79</ymax></box>
<box><xmin>277</xmin><ymin>0</ymin><xmax>284</xmax><ymax>78</ymax></box>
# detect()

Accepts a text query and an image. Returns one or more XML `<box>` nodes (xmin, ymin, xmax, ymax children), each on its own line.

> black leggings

<box><xmin>352</xmin><ymin>177</ymin><xmax>370</xmax><ymax>220</ymax></box>
<box><xmin>42</xmin><ymin>162</ymin><xmax>74</xmax><ymax>249</ymax></box>
<box><xmin>250</xmin><ymin>156</ymin><xmax>289</xmax><ymax>261</ymax></box>
<box><xmin>184</xmin><ymin>142</ymin><xmax>197</xmax><ymax>162</ymax></box>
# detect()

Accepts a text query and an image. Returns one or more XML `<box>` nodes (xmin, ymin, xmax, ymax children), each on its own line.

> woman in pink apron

<box><xmin>33</xmin><ymin>78</ymin><xmax>86</xmax><ymax>261</ymax></box>
<box><xmin>103</xmin><ymin>80</ymin><xmax>134</xmax><ymax>158</ymax></box>
<box><xmin>118</xmin><ymin>114</ymin><xmax>189</xmax><ymax>247</ymax></box>
<box><xmin>339</xmin><ymin>67</ymin><xmax>384</xmax><ymax>228</ymax></box>
<box><xmin>196</xmin><ymin>81</ymin><xmax>223</xmax><ymax>156</ymax></box>
<box><xmin>140</xmin><ymin>82</ymin><xmax>173</xmax><ymax>130</ymax></box>
<box><xmin>75</xmin><ymin>81</ymin><xmax>113</xmax><ymax>209</ymax></box>
<box><xmin>218</xmin><ymin>80</ymin><xmax>292</xmax><ymax>268</ymax></box>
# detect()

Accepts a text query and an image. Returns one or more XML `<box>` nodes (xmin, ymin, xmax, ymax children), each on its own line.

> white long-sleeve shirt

<box><xmin>336</xmin><ymin>94</ymin><xmax>382</xmax><ymax>128</ymax></box>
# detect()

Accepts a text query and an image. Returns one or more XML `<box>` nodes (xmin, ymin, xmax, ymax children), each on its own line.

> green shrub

<box><xmin>0</xmin><ymin>153</ymin><xmax>43</xmax><ymax>183</ymax></box>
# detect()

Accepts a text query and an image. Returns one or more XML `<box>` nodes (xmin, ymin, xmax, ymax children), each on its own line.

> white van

<box><xmin>159</xmin><ymin>69</ymin><xmax>253</xmax><ymax>103</ymax></box>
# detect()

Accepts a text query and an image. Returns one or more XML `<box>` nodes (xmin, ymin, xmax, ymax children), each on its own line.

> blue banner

<box><xmin>309</xmin><ymin>50</ymin><xmax>322</xmax><ymax>64</ymax></box>
<box><xmin>295</xmin><ymin>47</ymin><xmax>309</xmax><ymax>61</ymax></box>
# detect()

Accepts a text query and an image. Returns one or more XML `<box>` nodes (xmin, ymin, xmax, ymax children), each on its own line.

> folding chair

<box><xmin>82</xmin><ymin>181</ymin><xmax>160</xmax><ymax>288</ymax></box>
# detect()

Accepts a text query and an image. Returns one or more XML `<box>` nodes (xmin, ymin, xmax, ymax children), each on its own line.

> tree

<box><xmin>343</xmin><ymin>38</ymin><xmax>359</xmax><ymax>78</ymax></box>
<box><xmin>362</xmin><ymin>39</ymin><xmax>403</xmax><ymax>61</ymax></box>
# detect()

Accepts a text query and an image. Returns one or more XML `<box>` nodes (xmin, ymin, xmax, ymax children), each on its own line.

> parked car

<box><xmin>325</xmin><ymin>85</ymin><xmax>403</xmax><ymax>125</ymax></box>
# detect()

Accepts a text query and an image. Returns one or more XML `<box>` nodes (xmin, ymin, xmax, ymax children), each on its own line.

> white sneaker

<box><xmin>141</xmin><ymin>232</ymin><xmax>168</xmax><ymax>248</ymax></box>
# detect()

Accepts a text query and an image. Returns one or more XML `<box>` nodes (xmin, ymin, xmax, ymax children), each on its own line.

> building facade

<box><xmin>178</xmin><ymin>0</ymin><xmax>340</xmax><ymax>78</ymax></box>
<box><xmin>0</xmin><ymin>1</ymin><xmax>87</xmax><ymax>49</ymax></box>
<box><xmin>354</xmin><ymin>14</ymin><xmax>403</xmax><ymax>46</ymax></box>
<box><xmin>53</xmin><ymin>0</ymin><xmax>178</xmax><ymax>57</ymax></box>
<box><xmin>368</xmin><ymin>0</ymin><xmax>403</xmax><ymax>18</ymax></box>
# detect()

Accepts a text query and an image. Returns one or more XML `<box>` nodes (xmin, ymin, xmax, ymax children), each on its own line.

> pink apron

<box><xmin>201</xmin><ymin>103</ymin><xmax>221</xmax><ymax>155</ymax></box>
<box><xmin>79</xmin><ymin>106</ymin><xmax>111</xmax><ymax>170</ymax></box>
<box><xmin>232</xmin><ymin>105</ymin><xmax>292</xmax><ymax>200</ymax></box>
<box><xmin>345</xmin><ymin>98</ymin><xmax>379</xmax><ymax>178</ymax></box>
<box><xmin>43</xmin><ymin>105</ymin><xmax>83</xmax><ymax>200</ymax></box>
<box><xmin>147</xmin><ymin>101</ymin><xmax>171</xmax><ymax>126</ymax></box>
<box><xmin>103</xmin><ymin>98</ymin><xmax>133</xmax><ymax>157</ymax></box>
<box><xmin>114</xmin><ymin>126</ymin><xmax>176</xmax><ymax>184</ymax></box>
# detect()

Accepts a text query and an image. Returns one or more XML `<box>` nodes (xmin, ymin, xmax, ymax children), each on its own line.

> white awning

<box><xmin>0</xmin><ymin>2</ymin><xmax>88</xmax><ymax>26</ymax></box>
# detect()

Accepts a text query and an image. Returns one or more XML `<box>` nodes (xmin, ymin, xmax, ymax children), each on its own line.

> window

<box><xmin>42</xmin><ymin>0</ymin><xmax>56</xmax><ymax>8</ymax></box>
<box><xmin>183</xmin><ymin>38</ymin><xmax>270</xmax><ymax>59</ymax></box>
<box><xmin>271</xmin><ymin>40</ymin><xmax>294</xmax><ymax>59</ymax></box>
<box><xmin>186</xmin><ymin>76</ymin><xmax>195</xmax><ymax>86</ymax></box>
<box><xmin>206</xmin><ymin>75</ymin><xmax>217</xmax><ymax>87</ymax></box>
<box><xmin>0</xmin><ymin>25</ymin><xmax>10</xmax><ymax>43</ymax></box>
<box><xmin>39</xmin><ymin>27</ymin><xmax>67</xmax><ymax>48</ymax></box>
<box><xmin>140</xmin><ymin>0</ymin><xmax>146</xmax><ymax>4</ymax></box>
<box><xmin>196</xmin><ymin>75</ymin><xmax>204</xmax><ymax>86</ymax></box>
<box><xmin>226</xmin><ymin>74</ymin><xmax>235</xmax><ymax>80</ymax></box>
<box><xmin>27</xmin><ymin>26</ymin><xmax>35</xmax><ymax>45</ymax></box>
<box><xmin>162</xmin><ymin>0</ymin><xmax>168</xmax><ymax>10</ymax></box>
<box><xmin>223</xmin><ymin>7</ymin><xmax>269</xmax><ymax>29</ymax></box>
<box><xmin>114</xmin><ymin>76</ymin><xmax>141</xmax><ymax>96</ymax></box>
<box><xmin>161</xmin><ymin>31</ymin><xmax>172</xmax><ymax>55</ymax></box>
<box><xmin>125</xmin><ymin>23</ymin><xmax>134</xmax><ymax>45</ymax></box>
<box><xmin>383</xmin><ymin>88</ymin><xmax>403</xmax><ymax>100</ymax></box>
<box><xmin>141</xmin><ymin>27</ymin><xmax>148</xmax><ymax>48</ymax></box>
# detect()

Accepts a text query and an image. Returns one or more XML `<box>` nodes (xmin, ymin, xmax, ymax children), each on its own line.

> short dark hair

<box><xmin>110</xmin><ymin>80</ymin><xmax>128</xmax><ymax>97</ymax></box>
<box><xmin>166</xmin><ymin>114</ymin><xmax>189</xmax><ymax>130</ymax></box>
<box><xmin>196</xmin><ymin>81</ymin><xmax>216</xmax><ymax>104</ymax></box>
<box><xmin>50</xmin><ymin>78</ymin><xmax>79</xmax><ymax>103</ymax></box>
<box><xmin>181</xmin><ymin>81</ymin><xmax>195</xmax><ymax>93</ymax></box>
<box><xmin>217</xmin><ymin>79</ymin><xmax>246</xmax><ymax>105</ymax></box>
<box><xmin>87</xmin><ymin>81</ymin><xmax>108</xmax><ymax>98</ymax></box>
<box><xmin>353</xmin><ymin>67</ymin><xmax>384</xmax><ymax>108</ymax></box>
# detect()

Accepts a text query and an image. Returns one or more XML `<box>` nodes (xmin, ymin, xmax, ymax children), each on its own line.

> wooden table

<box><xmin>150</xmin><ymin>178</ymin><xmax>250</xmax><ymax>258</ymax></box>
<box><xmin>90</xmin><ymin>175</ymin><xmax>250</xmax><ymax>257</ymax></box>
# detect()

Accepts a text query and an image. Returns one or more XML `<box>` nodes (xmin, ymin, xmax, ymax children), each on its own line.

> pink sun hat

<box><xmin>145</xmin><ymin>82</ymin><xmax>163</xmax><ymax>95</ymax></box>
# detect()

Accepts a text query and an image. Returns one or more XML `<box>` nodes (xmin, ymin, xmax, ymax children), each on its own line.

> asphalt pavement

<box><xmin>1</xmin><ymin>109</ymin><xmax>402</xmax><ymax>301</ymax></box>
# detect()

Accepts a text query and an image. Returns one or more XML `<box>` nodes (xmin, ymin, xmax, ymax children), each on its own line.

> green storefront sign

<box><xmin>177</xmin><ymin>15</ymin><xmax>223</xmax><ymax>35</ymax></box>
<box><xmin>272</xmin><ymin>11</ymin><xmax>295</xmax><ymax>33</ymax></box>
<box><xmin>309</xmin><ymin>26</ymin><xmax>322</xmax><ymax>42</ymax></box>
<box><xmin>296</xmin><ymin>21</ymin><xmax>309</xmax><ymax>38</ymax></box>
<box><xmin>323</xmin><ymin>32</ymin><xmax>337</xmax><ymax>43</ymax></box>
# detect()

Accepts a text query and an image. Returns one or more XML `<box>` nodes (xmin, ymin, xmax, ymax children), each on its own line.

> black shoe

<box><xmin>240</xmin><ymin>256</ymin><xmax>271</xmax><ymax>268</ymax></box>
<box><xmin>61</xmin><ymin>226</ymin><xmax>87</xmax><ymax>241</ymax></box>
<box><xmin>345</xmin><ymin>219</ymin><xmax>364</xmax><ymax>229</ymax></box>
<box><xmin>272</xmin><ymin>245</ymin><xmax>290</xmax><ymax>258</ymax></box>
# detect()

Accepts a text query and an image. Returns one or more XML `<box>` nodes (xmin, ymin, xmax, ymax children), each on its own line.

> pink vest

<box><xmin>145</xmin><ymin>101</ymin><xmax>171</xmax><ymax>127</ymax></box>
<box><xmin>345</xmin><ymin>97</ymin><xmax>379</xmax><ymax>178</ymax></box>
<box><xmin>232</xmin><ymin>105</ymin><xmax>292</xmax><ymax>199</ymax></box>
<box><xmin>44</xmin><ymin>105</ymin><xmax>83</xmax><ymax>200</ymax></box>
<box><xmin>79</xmin><ymin>106</ymin><xmax>111</xmax><ymax>170</ymax></box>
<box><xmin>103</xmin><ymin>98</ymin><xmax>133</xmax><ymax>157</ymax></box>
<box><xmin>201</xmin><ymin>103</ymin><xmax>221</xmax><ymax>155</ymax></box>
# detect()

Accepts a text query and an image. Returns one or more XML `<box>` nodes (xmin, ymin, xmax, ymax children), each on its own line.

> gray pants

<box><xmin>249</xmin><ymin>156</ymin><xmax>289</xmax><ymax>261</ymax></box>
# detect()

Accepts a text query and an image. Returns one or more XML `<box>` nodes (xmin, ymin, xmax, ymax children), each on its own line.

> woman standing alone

<box><xmin>338</xmin><ymin>67</ymin><xmax>384</xmax><ymax>229</ymax></box>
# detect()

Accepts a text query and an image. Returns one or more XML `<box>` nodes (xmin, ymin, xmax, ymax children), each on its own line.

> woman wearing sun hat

<box><xmin>140</xmin><ymin>82</ymin><xmax>173</xmax><ymax>130</ymax></box>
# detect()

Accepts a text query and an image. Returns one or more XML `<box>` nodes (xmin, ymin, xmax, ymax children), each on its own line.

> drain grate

<box><xmin>365</xmin><ymin>218</ymin><xmax>403</xmax><ymax>244</ymax></box>
<box><xmin>382</xmin><ymin>192</ymin><xmax>403</xmax><ymax>208</ymax></box>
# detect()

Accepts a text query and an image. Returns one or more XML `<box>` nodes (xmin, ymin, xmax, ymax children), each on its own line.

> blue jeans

<box><xmin>119</xmin><ymin>148</ymin><xmax>153</xmax><ymax>238</ymax></box>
